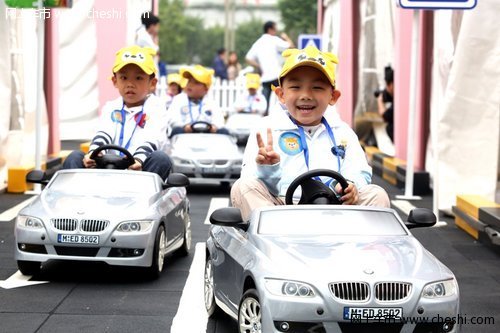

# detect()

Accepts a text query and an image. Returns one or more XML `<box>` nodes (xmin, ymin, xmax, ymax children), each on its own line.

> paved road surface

<box><xmin>0</xmin><ymin>177</ymin><xmax>498</xmax><ymax>333</ymax></box>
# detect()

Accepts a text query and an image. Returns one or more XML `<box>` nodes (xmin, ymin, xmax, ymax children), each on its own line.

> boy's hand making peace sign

<box><xmin>256</xmin><ymin>128</ymin><xmax>280</xmax><ymax>165</ymax></box>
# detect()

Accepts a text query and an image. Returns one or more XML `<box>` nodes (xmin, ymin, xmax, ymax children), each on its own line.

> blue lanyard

<box><xmin>188</xmin><ymin>99</ymin><xmax>203</xmax><ymax>123</ymax></box>
<box><xmin>247</xmin><ymin>95</ymin><xmax>255</xmax><ymax>112</ymax></box>
<box><xmin>118</xmin><ymin>103</ymin><xmax>143</xmax><ymax>155</ymax></box>
<box><xmin>289</xmin><ymin>115</ymin><xmax>342</xmax><ymax>184</ymax></box>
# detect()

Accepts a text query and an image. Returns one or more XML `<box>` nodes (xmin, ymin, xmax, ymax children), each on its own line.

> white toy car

<box><xmin>167</xmin><ymin>123</ymin><xmax>242</xmax><ymax>185</ymax></box>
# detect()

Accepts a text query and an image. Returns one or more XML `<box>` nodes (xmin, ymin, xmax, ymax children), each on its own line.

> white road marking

<box><xmin>0</xmin><ymin>271</ymin><xmax>49</xmax><ymax>289</ymax></box>
<box><xmin>204</xmin><ymin>197</ymin><xmax>229</xmax><ymax>224</ymax></box>
<box><xmin>170</xmin><ymin>242</ymin><xmax>208</xmax><ymax>333</ymax></box>
<box><xmin>391</xmin><ymin>199</ymin><xmax>417</xmax><ymax>216</ymax></box>
<box><xmin>0</xmin><ymin>196</ymin><xmax>37</xmax><ymax>222</ymax></box>
<box><xmin>391</xmin><ymin>200</ymin><xmax>447</xmax><ymax>227</ymax></box>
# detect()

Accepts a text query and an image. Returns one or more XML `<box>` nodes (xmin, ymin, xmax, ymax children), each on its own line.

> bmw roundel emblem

<box><xmin>363</xmin><ymin>268</ymin><xmax>374</xmax><ymax>275</ymax></box>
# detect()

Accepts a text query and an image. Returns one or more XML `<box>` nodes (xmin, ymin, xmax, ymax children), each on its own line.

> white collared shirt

<box><xmin>167</xmin><ymin>92</ymin><xmax>225</xmax><ymax>128</ymax></box>
<box><xmin>89</xmin><ymin>95</ymin><xmax>168</xmax><ymax>162</ymax></box>
<box><xmin>241</xmin><ymin>108</ymin><xmax>372</xmax><ymax>196</ymax></box>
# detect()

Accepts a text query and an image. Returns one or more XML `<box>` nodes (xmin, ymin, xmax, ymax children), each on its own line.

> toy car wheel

<box><xmin>238</xmin><ymin>288</ymin><xmax>262</xmax><ymax>333</ymax></box>
<box><xmin>147</xmin><ymin>225</ymin><xmax>166</xmax><ymax>279</ymax></box>
<box><xmin>17</xmin><ymin>260</ymin><xmax>41</xmax><ymax>276</ymax></box>
<box><xmin>177</xmin><ymin>215</ymin><xmax>191</xmax><ymax>257</ymax></box>
<box><xmin>204</xmin><ymin>257</ymin><xmax>223</xmax><ymax>317</ymax></box>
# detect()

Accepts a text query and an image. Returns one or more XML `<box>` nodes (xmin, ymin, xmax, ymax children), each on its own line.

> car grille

<box><xmin>375</xmin><ymin>282</ymin><xmax>412</xmax><ymax>301</ymax></box>
<box><xmin>51</xmin><ymin>218</ymin><xmax>78</xmax><ymax>231</ymax></box>
<box><xmin>329</xmin><ymin>282</ymin><xmax>369</xmax><ymax>301</ymax></box>
<box><xmin>81</xmin><ymin>219</ymin><xmax>109</xmax><ymax>232</ymax></box>
<box><xmin>51</xmin><ymin>218</ymin><xmax>109</xmax><ymax>232</ymax></box>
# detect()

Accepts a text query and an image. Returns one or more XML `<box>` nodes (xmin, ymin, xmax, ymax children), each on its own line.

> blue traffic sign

<box><xmin>399</xmin><ymin>0</ymin><xmax>477</xmax><ymax>10</ymax></box>
<box><xmin>298</xmin><ymin>34</ymin><xmax>322</xmax><ymax>50</ymax></box>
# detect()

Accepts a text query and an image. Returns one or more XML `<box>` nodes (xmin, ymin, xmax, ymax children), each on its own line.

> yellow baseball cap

<box><xmin>246</xmin><ymin>73</ymin><xmax>261</xmax><ymax>89</ymax></box>
<box><xmin>278</xmin><ymin>45</ymin><xmax>339</xmax><ymax>87</ymax></box>
<box><xmin>180</xmin><ymin>65</ymin><xmax>214</xmax><ymax>88</ymax></box>
<box><xmin>112</xmin><ymin>45</ymin><xmax>157</xmax><ymax>75</ymax></box>
<box><xmin>168</xmin><ymin>73</ymin><xmax>188</xmax><ymax>87</ymax></box>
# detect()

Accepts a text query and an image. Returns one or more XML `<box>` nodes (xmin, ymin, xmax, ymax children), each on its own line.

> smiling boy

<box><xmin>167</xmin><ymin>65</ymin><xmax>228</xmax><ymax>137</ymax></box>
<box><xmin>62</xmin><ymin>45</ymin><xmax>171</xmax><ymax>179</ymax></box>
<box><xmin>231</xmin><ymin>45</ymin><xmax>390</xmax><ymax>220</ymax></box>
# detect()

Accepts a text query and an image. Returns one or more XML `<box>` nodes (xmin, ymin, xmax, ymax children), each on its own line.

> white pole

<box><xmin>34</xmin><ymin>0</ymin><xmax>45</xmax><ymax>193</ymax></box>
<box><xmin>396</xmin><ymin>9</ymin><xmax>421</xmax><ymax>201</ymax></box>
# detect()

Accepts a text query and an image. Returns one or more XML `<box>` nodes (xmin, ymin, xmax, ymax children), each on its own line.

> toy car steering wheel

<box><xmin>285</xmin><ymin>169</ymin><xmax>349</xmax><ymax>205</ymax></box>
<box><xmin>89</xmin><ymin>144</ymin><xmax>136</xmax><ymax>170</ymax></box>
<box><xmin>190</xmin><ymin>121</ymin><xmax>213</xmax><ymax>133</ymax></box>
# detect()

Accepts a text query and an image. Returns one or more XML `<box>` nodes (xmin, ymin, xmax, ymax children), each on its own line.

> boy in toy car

<box><xmin>231</xmin><ymin>73</ymin><xmax>267</xmax><ymax>115</ymax></box>
<box><xmin>62</xmin><ymin>45</ymin><xmax>172</xmax><ymax>180</ymax></box>
<box><xmin>231</xmin><ymin>45</ymin><xmax>390</xmax><ymax>220</ymax></box>
<box><xmin>167</xmin><ymin>65</ymin><xmax>229</xmax><ymax>137</ymax></box>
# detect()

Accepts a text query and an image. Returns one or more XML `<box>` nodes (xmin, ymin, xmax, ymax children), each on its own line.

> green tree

<box><xmin>277</xmin><ymin>0</ymin><xmax>317</xmax><ymax>43</ymax></box>
<box><xmin>158</xmin><ymin>0</ymin><xmax>225</xmax><ymax>66</ymax></box>
<box><xmin>158</xmin><ymin>0</ymin><xmax>189</xmax><ymax>64</ymax></box>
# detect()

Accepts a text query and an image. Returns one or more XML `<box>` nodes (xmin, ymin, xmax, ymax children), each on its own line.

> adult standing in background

<box><xmin>213</xmin><ymin>48</ymin><xmax>228</xmax><ymax>80</ymax></box>
<box><xmin>245</xmin><ymin>21</ymin><xmax>294</xmax><ymax>115</ymax></box>
<box><xmin>135</xmin><ymin>11</ymin><xmax>161</xmax><ymax>79</ymax></box>
<box><xmin>135</xmin><ymin>11</ymin><xmax>160</xmax><ymax>54</ymax></box>
<box><xmin>227</xmin><ymin>51</ymin><xmax>242</xmax><ymax>81</ymax></box>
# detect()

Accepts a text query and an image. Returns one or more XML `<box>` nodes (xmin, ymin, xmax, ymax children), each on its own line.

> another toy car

<box><xmin>225</xmin><ymin>113</ymin><xmax>262</xmax><ymax>146</ymax></box>
<box><xmin>167</xmin><ymin>123</ymin><xmax>242</xmax><ymax>185</ymax></box>
<box><xmin>14</xmin><ymin>145</ymin><xmax>191</xmax><ymax>279</ymax></box>
<box><xmin>204</xmin><ymin>170</ymin><xmax>460</xmax><ymax>333</ymax></box>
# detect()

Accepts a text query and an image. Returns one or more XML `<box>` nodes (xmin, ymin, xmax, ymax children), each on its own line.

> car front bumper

<box><xmin>259</xmin><ymin>288</ymin><xmax>460</xmax><ymax>333</ymax></box>
<box><xmin>14</xmin><ymin>225</ymin><xmax>156</xmax><ymax>267</ymax></box>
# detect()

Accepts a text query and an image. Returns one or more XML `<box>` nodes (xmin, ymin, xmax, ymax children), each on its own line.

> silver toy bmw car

<box><xmin>204</xmin><ymin>170</ymin><xmax>459</xmax><ymax>333</ymax></box>
<box><xmin>168</xmin><ymin>132</ymin><xmax>242</xmax><ymax>185</ymax></box>
<box><xmin>225</xmin><ymin>113</ymin><xmax>262</xmax><ymax>146</ymax></box>
<box><xmin>15</xmin><ymin>168</ymin><xmax>191</xmax><ymax>279</ymax></box>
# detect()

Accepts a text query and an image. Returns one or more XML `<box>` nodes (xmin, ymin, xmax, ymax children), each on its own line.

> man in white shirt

<box><xmin>245</xmin><ymin>21</ymin><xmax>294</xmax><ymax>115</ymax></box>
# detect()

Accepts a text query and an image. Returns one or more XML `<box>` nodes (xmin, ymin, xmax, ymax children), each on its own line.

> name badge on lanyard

<box><xmin>288</xmin><ymin>115</ymin><xmax>342</xmax><ymax>184</ymax></box>
<box><xmin>113</xmin><ymin>103</ymin><xmax>144</xmax><ymax>155</ymax></box>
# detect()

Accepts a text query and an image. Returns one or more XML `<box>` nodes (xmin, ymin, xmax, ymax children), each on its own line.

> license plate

<box><xmin>202</xmin><ymin>167</ymin><xmax>221</xmax><ymax>174</ymax></box>
<box><xmin>58</xmin><ymin>234</ymin><xmax>99</xmax><ymax>245</ymax></box>
<box><xmin>343</xmin><ymin>307</ymin><xmax>403</xmax><ymax>320</ymax></box>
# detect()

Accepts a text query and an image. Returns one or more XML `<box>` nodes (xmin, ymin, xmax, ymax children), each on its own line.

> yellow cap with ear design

<box><xmin>278</xmin><ymin>45</ymin><xmax>339</xmax><ymax>87</ymax></box>
<box><xmin>113</xmin><ymin>45</ymin><xmax>157</xmax><ymax>75</ymax></box>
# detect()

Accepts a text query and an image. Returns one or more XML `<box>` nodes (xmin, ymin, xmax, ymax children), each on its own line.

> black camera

<box><xmin>374</xmin><ymin>89</ymin><xmax>392</xmax><ymax>103</ymax></box>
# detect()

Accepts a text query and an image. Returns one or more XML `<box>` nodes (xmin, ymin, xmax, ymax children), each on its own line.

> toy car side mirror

<box><xmin>26</xmin><ymin>170</ymin><xmax>49</xmax><ymax>185</ymax></box>
<box><xmin>210</xmin><ymin>207</ymin><xmax>249</xmax><ymax>231</ymax></box>
<box><xmin>163</xmin><ymin>173</ymin><xmax>190</xmax><ymax>189</ymax></box>
<box><xmin>405</xmin><ymin>208</ymin><xmax>436</xmax><ymax>229</ymax></box>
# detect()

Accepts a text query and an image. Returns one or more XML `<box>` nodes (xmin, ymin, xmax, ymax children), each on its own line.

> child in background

<box><xmin>231</xmin><ymin>46</ymin><xmax>390</xmax><ymax>220</ymax></box>
<box><xmin>167</xmin><ymin>65</ymin><xmax>228</xmax><ymax>137</ymax></box>
<box><xmin>232</xmin><ymin>73</ymin><xmax>267</xmax><ymax>115</ymax></box>
<box><xmin>62</xmin><ymin>45</ymin><xmax>171</xmax><ymax>180</ymax></box>
<box><xmin>165</xmin><ymin>73</ymin><xmax>185</xmax><ymax>108</ymax></box>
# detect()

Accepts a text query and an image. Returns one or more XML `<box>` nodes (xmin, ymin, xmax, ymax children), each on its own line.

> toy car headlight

<box><xmin>173</xmin><ymin>157</ymin><xmax>193</xmax><ymax>166</ymax></box>
<box><xmin>17</xmin><ymin>215</ymin><xmax>44</xmax><ymax>229</ymax></box>
<box><xmin>265</xmin><ymin>278</ymin><xmax>315</xmax><ymax>297</ymax></box>
<box><xmin>116</xmin><ymin>221</ymin><xmax>153</xmax><ymax>232</ymax></box>
<box><xmin>422</xmin><ymin>279</ymin><xmax>457</xmax><ymax>298</ymax></box>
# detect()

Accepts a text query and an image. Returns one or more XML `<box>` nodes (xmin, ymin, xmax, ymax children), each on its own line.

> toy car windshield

<box><xmin>257</xmin><ymin>208</ymin><xmax>407</xmax><ymax>236</ymax></box>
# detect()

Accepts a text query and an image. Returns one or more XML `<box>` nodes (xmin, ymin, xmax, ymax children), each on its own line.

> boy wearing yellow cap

<box><xmin>232</xmin><ymin>73</ymin><xmax>267</xmax><ymax>115</ymax></box>
<box><xmin>63</xmin><ymin>45</ymin><xmax>172</xmax><ymax>180</ymax></box>
<box><xmin>167</xmin><ymin>65</ymin><xmax>228</xmax><ymax>137</ymax></box>
<box><xmin>165</xmin><ymin>73</ymin><xmax>185</xmax><ymax>108</ymax></box>
<box><xmin>231</xmin><ymin>45</ymin><xmax>390</xmax><ymax>220</ymax></box>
